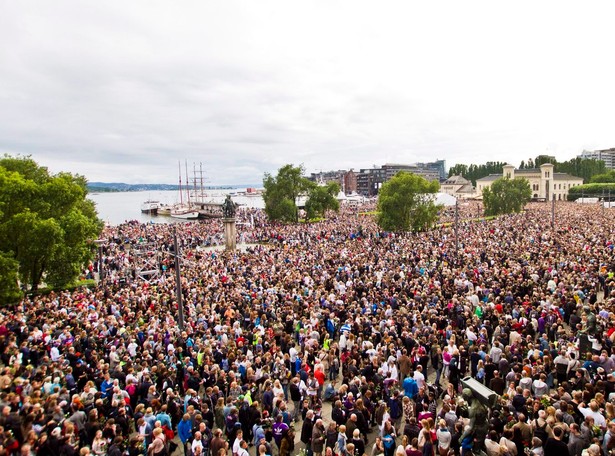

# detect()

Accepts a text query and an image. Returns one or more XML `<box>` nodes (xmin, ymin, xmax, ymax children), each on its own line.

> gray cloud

<box><xmin>1</xmin><ymin>1</ymin><xmax>614</xmax><ymax>184</ymax></box>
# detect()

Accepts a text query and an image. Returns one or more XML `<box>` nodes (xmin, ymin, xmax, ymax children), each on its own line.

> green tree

<box><xmin>0</xmin><ymin>253</ymin><xmax>20</xmax><ymax>304</ymax></box>
<box><xmin>447</xmin><ymin>161</ymin><xmax>507</xmax><ymax>185</ymax></box>
<box><xmin>590</xmin><ymin>170</ymin><xmax>615</xmax><ymax>183</ymax></box>
<box><xmin>448</xmin><ymin>164</ymin><xmax>468</xmax><ymax>178</ymax></box>
<box><xmin>305</xmin><ymin>181</ymin><xmax>340</xmax><ymax>220</ymax></box>
<box><xmin>482</xmin><ymin>177</ymin><xmax>532</xmax><ymax>216</ymax></box>
<box><xmin>568</xmin><ymin>183</ymin><xmax>615</xmax><ymax>200</ymax></box>
<box><xmin>558</xmin><ymin>157</ymin><xmax>606</xmax><ymax>183</ymax></box>
<box><xmin>377</xmin><ymin>171</ymin><xmax>441</xmax><ymax>232</ymax></box>
<box><xmin>0</xmin><ymin>155</ymin><xmax>103</xmax><ymax>297</ymax></box>
<box><xmin>522</xmin><ymin>156</ymin><xmax>605</xmax><ymax>183</ymax></box>
<box><xmin>263</xmin><ymin>164</ymin><xmax>313</xmax><ymax>223</ymax></box>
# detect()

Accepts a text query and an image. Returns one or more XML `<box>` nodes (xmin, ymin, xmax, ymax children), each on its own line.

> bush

<box><xmin>568</xmin><ymin>183</ymin><xmax>615</xmax><ymax>200</ymax></box>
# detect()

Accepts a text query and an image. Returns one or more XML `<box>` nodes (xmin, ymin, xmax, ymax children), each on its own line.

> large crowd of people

<box><xmin>0</xmin><ymin>201</ymin><xmax>614</xmax><ymax>456</ymax></box>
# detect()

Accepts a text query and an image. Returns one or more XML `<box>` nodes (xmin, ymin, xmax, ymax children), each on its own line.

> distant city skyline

<box><xmin>1</xmin><ymin>1</ymin><xmax>614</xmax><ymax>185</ymax></box>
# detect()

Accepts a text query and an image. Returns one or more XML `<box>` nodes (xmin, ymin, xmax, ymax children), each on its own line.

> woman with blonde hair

<box><xmin>214</xmin><ymin>397</ymin><xmax>225</xmax><ymax>430</ymax></box>
<box><xmin>417</xmin><ymin>419</ymin><xmax>431</xmax><ymax>451</ymax></box>
<box><xmin>147</xmin><ymin>427</ymin><xmax>166</xmax><ymax>456</ymax></box>
<box><xmin>91</xmin><ymin>430</ymin><xmax>107</xmax><ymax>456</ymax></box>
<box><xmin>436</xmin><ymin>419</ymin><xmax>451</xmax><ymax>456</ymax></box>
<box><xmin>272</xmin><ymin>378</ymin><xmax>284</xmax><ymax>398</ymax></box>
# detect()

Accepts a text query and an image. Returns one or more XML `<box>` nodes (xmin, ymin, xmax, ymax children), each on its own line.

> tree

<box><xmin>482</xmin><ymin>177</ymin><xmax>532</xmax><ymax>216</ymax></box>
<box><xmin>305</xmin><ymin>182</ymin><xmax>340</xmax><ymax>220</ymax></box>
<box><xmin>523</xmin><ymin>156</ymin><xmax>605</xmax><ymax>183</ymax></box>
<box><xmin>590</xmin><ymin>170</ymin><xmax>615</xmax><ymax>183</ymax></box>
<box><xmin>568</xmin><ymin>183</ymin><xmax>615</xmax><ymax>200</ymax></box>
<box><xmin>0</xmin><ymin>155</ymin><xmax>103</xmax><ymax>297</ymax></box>
<box><xmin>377</xmin><ymin>171</ymin><xmax>441</xmax><ymax>232</ymax></box>
<box><xmin>262</xmin><ymin>164</ymin><xmax>313</xmax><ymax>223</ymax></box>
<box><xmin>0</xmin><ymin>254</ymin><xmax>20</xmax><ymax>304</ymax></box>
<box><xmin>446</xmin><ymin>161</ymin><xmax>507</xmax><ymax>185</ymax></box>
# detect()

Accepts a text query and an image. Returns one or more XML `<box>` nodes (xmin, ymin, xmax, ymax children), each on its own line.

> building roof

<box><xmin>457</xmin><ymin>183</ymin><xmax>476</xmax><ymax>193</ymax></box>
<box><xmin>515</xmin><ymin>168</ymin><xmax>540</xmax><ymax>174</ymax></box>
<box><xmin>475</xmin><ymin>174</ymin><xmax>501</xmax><ymax>182</ymax></box>
<box><xmin>553</xmin><ymin>173</ymin><xmax>583</xmax><ymax>181</ymax></box>
<box><xmin>443</xmin><ymin>175</ymin><xmax>470</xmax><ymax>185</ymax></box>
<box><xmin>382</xmin><ymin>163</ymin><xmax>416</xmax><ymax>168</ymax></box>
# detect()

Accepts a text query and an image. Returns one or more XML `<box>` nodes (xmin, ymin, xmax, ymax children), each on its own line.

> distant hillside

<box><xmin>87</xmin><ymin>182</ymin><xmax>179</xmax><ymax>192</ymax></box>
<box><xmin>87</xmin><ymin>182</ymin><xmax>260</xmax><ymax>192</ymax></box>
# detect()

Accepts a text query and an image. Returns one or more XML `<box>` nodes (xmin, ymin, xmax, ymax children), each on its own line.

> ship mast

<box><xmin>178</xmin><ymin>161</ymin><xmax>183</xmax><ymax>205</ymax></box>
<box><xmin>185</xmin><ymin>160</ymin><xmax>190</xmax><ymax>206</ymax></box>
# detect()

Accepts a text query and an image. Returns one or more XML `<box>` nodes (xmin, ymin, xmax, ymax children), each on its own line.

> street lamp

<box><xmin>93</xmin><ymin>239</ymin><xmax>105</xmax><ymax>282</ymax></box>
<box><xmin>172</xmin><ymin>226</ymin><xmax>185</xmax><ymax>331</ymax></box>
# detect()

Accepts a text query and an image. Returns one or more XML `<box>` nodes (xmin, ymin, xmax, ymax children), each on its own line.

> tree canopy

<box><xmin>0</xmin><ymin>155</ymin><xmax>103</xmax><ymax>300</ymax></box>
<box><xmin>447</xmin><ymin>162</ymin><xmax>508</xmax><ymax>186</ymax></box>
<box><xmin>590</xmin><ymin>170</ymin><xmax>615</xmax><ymax>184</ymax></box>
<box><xmin>482</xmin><ymin>177</ymin><xmax>532</xmax><ymax>216</ymax></box>
<box><xmin>305</xmin><ymin>181</ymin><xmax>340</xmax><ymax>220</ymax></box>
<box><xmin>568</xmin><ymin>183</ymin><xmax>615</xmax><ymax>200</ymax></box>
<box><xmin>263</xmin><ymin>164</ymin><xmax>341</xmax><ymax>222</ymax></box>
<box><xmin>377</xmin><ymin>171</ymin><xmax>441</xmax><ymax>232</ymax></box>
<box><xmin>263</xmin><ymin>164</ymin><xmax>312</xmax><ymax>223</ymax></box>
<box><xmin>449</xmin><ymin>156</ymin><xmax>606</xmax><ymax>185</ymax></box>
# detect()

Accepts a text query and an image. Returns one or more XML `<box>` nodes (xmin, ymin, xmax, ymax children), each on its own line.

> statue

<box><xmin>222</xmin><ymin>195</ymin><xmax>236</xmax><ymax>219</ymax></box>
<box><xmin>583</xmin><ymin>306</ymin><xmax>597</xmax><ymax>336</ymax></box>
<box><xmin>459</xmin><ymin>387</ymin><xmax>489</xmax><ymax>453</ymax></box>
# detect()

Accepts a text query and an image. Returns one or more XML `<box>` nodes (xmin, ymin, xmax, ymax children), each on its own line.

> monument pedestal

<box><xmin>223</xmin><ymin>218</ymin><xmax>237</xmax><ymax>251</ymax></box>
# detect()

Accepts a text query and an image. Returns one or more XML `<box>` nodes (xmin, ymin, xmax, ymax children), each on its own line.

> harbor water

<box><xmin>88</xmin><ymin>189</ymin><xmax>264</xmax><ymax>226</ymax></box>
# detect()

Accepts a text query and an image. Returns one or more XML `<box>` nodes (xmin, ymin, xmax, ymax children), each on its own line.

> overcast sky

<box><xmin>1</xmin><ymin>1</ymin><xmax>614</xmax><ymax>185</ymax></box>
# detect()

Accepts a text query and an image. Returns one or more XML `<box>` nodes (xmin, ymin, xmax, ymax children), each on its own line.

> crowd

<box><xmin>0</xmin><ymin>201</ymin><xmax>614</xmax><ymax>456</ymax></box>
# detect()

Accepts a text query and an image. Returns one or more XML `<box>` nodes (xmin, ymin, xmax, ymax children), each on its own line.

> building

<box><xmin>476</xmin><ymin>163</ymin><xmax>583</xmax><ymax>201</ymax></box>
<box><xmin>440</xmin><ymin>175</ymin><xmax>476</xmax><ymax>199</ymax></box>
<box><xmin>308</xmin><ymin>169</ymin><xmax>359</xmax><ymax>194</ymax></box>
<box><xmin>309</xmin><ymin>170</ymin><xmax>345</xmax><ymax>186</ymax></box>
<box><xmin>356</xmin><ymin>162</ymin><xmax>441</xmax><ymax>196</ymax></box>
<box><xmin>580</xmin><ymin>148</ymin><xmax>615</xmax><ymax>169</ymax></box>
<box><xmin>343</xmin><ymin>169</ymin><xmax>357</xmax><ymax>194</ymax></box>
<box><xmin>416</xmin><ymin>159</ymin><xmax>447</xmax><ymax>181</ymax></box>
<box><xmin>356</xmin><ymin>167</ymin><xmax>387</xmax><ymax>196</ymax></box>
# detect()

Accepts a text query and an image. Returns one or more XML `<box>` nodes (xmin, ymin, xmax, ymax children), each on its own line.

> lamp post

<box><xmin>172</xmin><ymin>226</ymin><xmax>185</xmax><ymax>331</ymax></box>
<box><xmin>454</xmin><ymin>198</ymin><xmax>459</xmax><ymax>258</ymax></box>
<box><xmin>551</xmin><ymin>196</ymin><xmax>555</xmax><ymax>228</ymax></box>
<box><xmin>93</xmin><ymin>239</ymin><xmax>105</xmax><ymax>282</ymax></box>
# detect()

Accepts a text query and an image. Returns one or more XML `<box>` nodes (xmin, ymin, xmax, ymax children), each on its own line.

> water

<box><xmin>89</xmin><ymin>189</ymin><xmax>264</xmax><ymax>226</ymax></box>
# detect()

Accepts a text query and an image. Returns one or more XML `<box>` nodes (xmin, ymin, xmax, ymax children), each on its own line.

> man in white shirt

<box><xmin>489</xmin><ymin>342</ymin><xmax>502</xmax><ymax>364</ymax></box>
<box><xmin>578</xmin><ymin>401</ymin><xmax>606</xmax><ymax>429</ymax></box>
<box><xmin>413</xmin><ymin>365</ymin><xmax>426</xmax><ymax>390</ymax></box>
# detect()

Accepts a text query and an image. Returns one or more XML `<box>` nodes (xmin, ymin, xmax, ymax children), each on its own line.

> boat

<box><xmin>157</xmin><ymin>204</ymin><xmax>172</xmax><ymax>216</ymax></box>
<box><xmin>170</xmin><ymin>205</ymin><xmax>200</xmax><ymax>219</ymax></box>
<box><xmin>140</xmin><ymin>200</ymin><xmax>159</xmax><ymax>214</ymax></box>
<box><xmin>167</xmin><ymin>161</ymin><xmax>200</xmax><ymax>220</ymax></box>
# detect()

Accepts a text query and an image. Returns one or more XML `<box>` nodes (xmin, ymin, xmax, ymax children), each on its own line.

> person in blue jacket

<box><xmin>403</xmin><ymin>373</ymin><xmax>418</xmax><ymax>399</ymax></box>
<box><xmin>177</xmin><ymin>413</ymin><xmax>193</xmax><ymax>455</ymax></box>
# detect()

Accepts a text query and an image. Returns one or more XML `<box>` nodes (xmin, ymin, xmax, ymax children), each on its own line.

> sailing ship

<box><xmin>170</xmin><ymin>161</ymin><xmax>200</xmax><ymax>220</ymax></box>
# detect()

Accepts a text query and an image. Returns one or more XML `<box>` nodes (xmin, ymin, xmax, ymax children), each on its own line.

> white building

<box><xmin>440</xmin><ymin>175</ymin><xmax>476</xmax><ymax>199</ymax></box>
<box><xmin>476</xmin><ymin>163</ymin><xmax>583</xmax><ymax>201</ymax></box>
<box><xmin>580</xmin><ymin>148</ymin><xmax>615</xmax><ymax>170</ymax></box>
